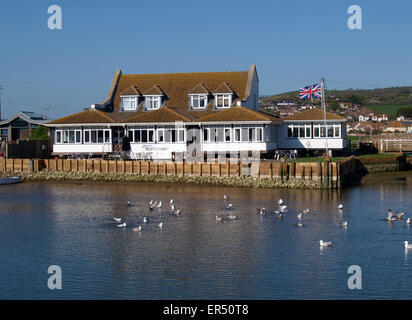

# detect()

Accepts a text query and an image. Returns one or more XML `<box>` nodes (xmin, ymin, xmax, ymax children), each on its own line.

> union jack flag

<box><xmin>299</xmin><ymin>82</ymin><xmax>323</xmax><ymax>99</ymax></box>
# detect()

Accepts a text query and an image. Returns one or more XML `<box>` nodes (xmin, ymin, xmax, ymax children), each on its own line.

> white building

<box><xmin>46</xmin><ymin>66</ymin><xmax>347</xmax><ymax>160</ymax></box>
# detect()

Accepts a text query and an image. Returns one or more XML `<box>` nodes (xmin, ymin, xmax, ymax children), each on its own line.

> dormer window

<box><xmin>142</xmin><ymin>85</ymin><xmax>166</xmax><ymax>111</ymax></box>
<box><xmin>190</xmin><ymin>94</ymin><xmax>208</xmax><ymax>109</ymax></box>
<box><xmin>213</xmin><ymin>82</ymin><xmax>235</xmax><ymax>109</ymax></box>
<box><xmin>145</xmin><ymin>96</ymin><xmax>162</xmax><ymax>110</ymax></box>
<box><xmin>119</xmin><ymin>86</ymin><xmax>142</xmax><ymax>111</ymax></box>
<box><xmin>121</xmin><ymin>96</ymin><xmax>139</xmax><ymax>111</ymax></box>
<box><xmin>215</xmin><ymin>94</ymin><xmax>232</xmax><ymax>108</ymax></box>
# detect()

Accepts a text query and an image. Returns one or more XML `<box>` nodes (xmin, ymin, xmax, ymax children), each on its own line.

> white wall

<box><xmin>53</xmin><ymin>144</ymin><xmax>111</xmax><ymax>154</ymax></box>
<box><xmin>201</xmin><ymin>142</ymin><xmax>276</xmax><ymax>152</ymax></box>
<box><xmin>129</xmin><ymin>143</ymin><xmax>186</xmax><ymax>160</ymax></box>
<box><xmin>242</xmin><ymin>68</ymin><xmax>259</xmax><ymax>110</ymax></box>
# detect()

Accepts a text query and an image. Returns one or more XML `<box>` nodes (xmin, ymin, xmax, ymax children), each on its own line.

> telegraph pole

<box><xmin>321</xmin><ymin>77</ymin><xmax>329</xmax><ymax>157</ymax></box>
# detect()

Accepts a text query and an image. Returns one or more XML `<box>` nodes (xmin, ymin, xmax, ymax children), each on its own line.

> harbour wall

<box><xmin>0</xmin><ymin>156</ymin><xmax>362</xmax><ymax>189</ymax></box>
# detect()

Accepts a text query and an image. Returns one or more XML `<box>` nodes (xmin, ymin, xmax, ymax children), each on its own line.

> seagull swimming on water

<box><xmin>278</xmin><ymin>199</ymin><xmax>284</xmax><ymax>205</ymax></box>
<box><xmin>158</xmin><ymin>222</ymin><xmax>163</xmax><ymax>228</ymax></box>
<box><xmin>256</xmin><ymin>208</ymin><xmax>266</xmax><ymax>216</ymax></box>
<box><xmin>397</xmin><ymin>212</ymin><xmax>405</xmax><ymax>220</ymax></box>
<box><xmin>301</xmin><ymin>209</ymin><xmax>310</xmax><ymax>215</ymax></box>
<box><xmin>143</xmin><ymin>217</ymin><xmax>148</xmax><ymax>224</ymax></box>
<box><xmin>149</xmin><ymin>201</ymin><xmax>157</xmax><ymax>211</ymax></box>
<box><xmin>342</xmin><ymin>221</ymin><xmax>348</xmax><ymax>228</ymax></box>
<box><xmin>117</xmin><ymin>222</ymin><xmax>127</xmax><ymax>228</ymax></box>
<box><xmin>132</xmin><ymin>225</ymin><xmax>142</xmax><ymax>232</ymax></box>
<box><xmin>404</xmin><ymin>241</ymin><xmax>412</xmax><ymax>249</ymax></box>
<box><xmin>216</xmin><ymin>215</ymin><xmax>224</xmax><ymax>222</ymax></box>
<box><xmin>113</xmin><ymin>217</ymin><xmax>122</xmax><ymax>223</ymax></box>
<box><xmin>338</xmin><ymin>204</ymin><xmax>343</xmax><ymax>210</ymax></box>
<box><xmin>320</xmin><ymin>240</ymin><xmax>332</xmax><ymax>247</ymax></box>
<box><xmin>224</xmin><ymin>195</ymin><xmax>230</xmax><ymax>200</ymax></box>
<box><xmin>387</xmin><ymin>209</ymin><xmax>397</xmax><ymax>221</ymax></box>
<box><xmin>406</xmin><ymin>218</ymin><xmax>411</xmax><ymax>225</ymax></box>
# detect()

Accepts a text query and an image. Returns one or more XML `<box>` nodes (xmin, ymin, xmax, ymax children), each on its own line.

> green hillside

<box><xmin>260</xmin><ymin>86</ymin><xmax>412</xmax><ymax>107</ymax></box>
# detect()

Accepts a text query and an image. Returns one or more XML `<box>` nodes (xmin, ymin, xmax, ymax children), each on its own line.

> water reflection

<box><xmin>0</xmin><ymin>172</ymin><xmax>411</xmax><ymax>299</ymax></box>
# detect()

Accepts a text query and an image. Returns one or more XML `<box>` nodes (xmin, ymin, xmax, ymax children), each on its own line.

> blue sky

<box><xmin>0</xmin><ymin>0</ymin><xmax>411</xmax><ymax>119</ymax></box>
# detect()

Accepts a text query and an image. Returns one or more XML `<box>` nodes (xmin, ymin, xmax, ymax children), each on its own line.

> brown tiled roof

<box><xmin>125</xmin><ymin>107</ymin><xmax>191</xmax><ymax>123</ymax></box>
<box><xmin>112</xmin><ymin>69</ymin><xmax>251</xmax><ymax>119</ymax></box>
<box><xmin>212</xmin><ymin>82</ymin><xmax>235</xmax><ymax>94</ymax></box>
<box><xmin>386</xmin><ymin>120</ymin><xmax>406</xmax><ymax>128</ymax></box>
<box><xmin>188</xmin><ymin>83</ymin><xmax>210</xmax><ymax>94</ymax></box>
<box><xmin>198</xmin><ymin>106</ymin><xmax>280</xmax><ymax>122</ymax></box>
<box><xmin>142</xmin><ymin>85</ymin><xmax>166</xmax><ymax>96</ymax></box>
<box><xmin>120</xmin><ymin>85</ymin><xmax>142</xmax><ymax>96</ymax></box>
<box><xmin>283</xmin><ymin>108</ymin><xmax>346</xmax><ymax>121</ymax></box>
<box><xmin>47</xmin><ymin>109</ymin><xmax>115</xmax><ymax>125</ymax></box>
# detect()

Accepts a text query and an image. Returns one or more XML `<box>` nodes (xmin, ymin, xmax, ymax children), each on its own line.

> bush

<box><xmin>29</xmin><ymin>126</ymin><xmax>49</xmax><ymax>140</ymax></box>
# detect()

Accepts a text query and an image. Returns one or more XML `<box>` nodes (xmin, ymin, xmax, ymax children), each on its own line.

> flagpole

<box><xmin>321</xmin><ymin>77</ymin><xmax>329</xmax><ymax>157</ymax></box>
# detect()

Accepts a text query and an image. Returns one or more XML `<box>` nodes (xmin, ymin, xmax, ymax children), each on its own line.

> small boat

<box><xmin>0</xmin><ymin>176</ymin><xmax>21</xmax><ymax>185</ymax></box>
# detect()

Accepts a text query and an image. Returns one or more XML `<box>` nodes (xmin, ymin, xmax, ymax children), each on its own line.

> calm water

<box><xmin>0</xmin><ymin>173</ymin><xmax>411</xmax><ymax>299</ymax></box>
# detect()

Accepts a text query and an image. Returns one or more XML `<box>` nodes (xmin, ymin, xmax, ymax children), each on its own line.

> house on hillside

<box><xmin>383</xmin><ymin>120</ymin><xmax>407</xmax><ymax>133</ymax></box>
<box><xmin>46</xmin><ymin>66</ymin><xmax>347</xmax><ymax>160</ymax></box>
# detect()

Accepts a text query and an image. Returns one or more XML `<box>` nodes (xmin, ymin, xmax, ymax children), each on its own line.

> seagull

<box><xmin>156</xmin><ymin>201</ymin><xmax>162</xmax><ymax>209</ymax></box>
<box><xmin>113</xmin><ymin>217</ymin><xmax>122</xmax><ymax>223</ymax></box>
<box><xmin>404</xmin><ymin>241</ymin><xmax>412</xmax><ymax>249</ymax></box>
<box><xmin>149</xmin><ymin>201</ymin><xmax>157</xmax><ymax>211</ymax></box>
<box><xmin>301</xmin><ymin>208</ymin><xmax>310</xmax><ymax>215</ymax></box>
<box><xmin>297</xmin><ymin>221</ymin><xmax>303</xmax><ymax>227</ymax></box>
<box><xmin>127</xmin><ymin>201</ymin><xmax>133</xmax><ymax>207</ymax></box>
<box><xmin>170</xmin><ymin>199</ymin><xmax>174</xmax><ymax>205</ymax></box>
<box><xmin>143</xmin><ymin>217</ymin><xmax>148</xmax><ymax>224</ymax></box>
<box><xmin>256</xmin><ymin>208</ymin><xmax>266</xmax><ymax>216</ymax></box>
<box><xmin>171</xmin><ymin>203</ymin><xmax>176</xmax><ymax>211</ymax></box>
<box><xmin>320</xmin><ymin>240</ymin><xmax>332</xmax><ymax>247</ymax></box>
<box><xmin>278</xmin><ymin>199</ymin><xmax>284</xmax><ymax>205</ymax></box>
<box><xmin>387</xmin><ymin>209</ymin><xmax>397</xmax><ymax>221</ymax></box>
<box><xmin>297</xmin><ymin>212</ymin><xmax>303</xmax><ymax>220</ymax></box>
<box><xmin>279</xmin><ymin>205</ymin><xmax>287</xmax><ymax>212</ymax></box>
<box><xmin>158</xmin><ymin>222</ymin><xmax>163</xmax><ymax>228</ymax></box>
<box><xmin>117</xmin><ymin>222</ymin><xmax>127</xmax><ymax>228</ymax></box>
<box><xmin>406</xmin><ymin>218</ymin><xmax>411</xmax><ymax>224</ymax></box>
<box><xmin>226</xmin><ymin>203</ymin><xmax>233</xmax><ymax>210</ymax></box>
<box><xmin>172</xmin><ymin>209</ymin><xmax>181</xmax><ymax>216</ymax></box>
<box><xmin>338</xmin><ymin>204</ymin><xmax>343</xmax><ymax>210</ymax></box>
<box><xmin>277</xmin><ymin>213</ymin><xmax>284</xmax><ymax>220</ymax></box>
<box><xmin>216</xmin><ymin>215</ymin><xmax>224</xmax><ymax>222</ymax></box>
<box><xmin>132</xmin><ymin>225</ymin><xmax>142</xmax><ymax>232</ymax></box>
<box><xmin>397</xmin><ymin>212</ymin><xmax>405</xmax><ymax>220</ymax></box>
<box><xmin>342</xmin><ymin>221</ymin><xmax>348</xmax><ymax>228</ymax></box>
<box><xmin>227</xmin><ymin>213</ymin><xmax>238</xmax><ymax>220</ymax></box>
<box><xmin>224</xmin><ymin>195</ymin><xmax>230</xmax><ymax>200</ymax></box>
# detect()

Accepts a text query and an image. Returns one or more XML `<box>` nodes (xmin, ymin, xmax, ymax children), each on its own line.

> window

<box><xmin>287</xmin><ymin>124</ymin><xmax>312</xmax><ymax>138</ymax></box>
<box><xmin>154</xmin><ymin>127</ymin><xmax>185</xmax><ymax>143</ymax></box>
<box><xmin>83</xmin><ymin>128</ymin><xmax>111</xmax><ymax>144</ymax></box>
<box><xmin>234</xmin><ymin>128</ymin><xmax>241</xmax><ymax>142</ymax></box>
<box><xmin>203</xmin><ymin>128</ymin><xmax>209</xmax><ymax>142</ymax></box>
<box><xmin>55</xmin><ymin>129</ymin><xmax>82</xmax><ymax>144</ymax></box>
<box><xmin>145</xmin><ymin>96</ymin><xmax>161</xmax><ymax>110</ymax></box>
<box><xmin>225</xmin><ymin>128</ymin><xmax>231</xmax><ymax>142</ymax></box>
<box><xmin>122</xmin><ymin>96</ymin><xmax>139</xmax><ymax>111</ymax></box>
<box><xmin>215</xmin><ymin>94</ymin><xmax>232</xmax><ymax>108</ymax></box>
<box><xmin>312</xmin><ymin>123</ymin><xmax>341</xmax><ymax>138</ymax></box>
<box><xmin>190</xmin><ymin>95</ymin><xmax>208</xmax><ymax>109</ymax></box>
<box><xmin>128</xmin><ymin>128</ymin><xmax>155</xmax><ymax>143</ymax></box>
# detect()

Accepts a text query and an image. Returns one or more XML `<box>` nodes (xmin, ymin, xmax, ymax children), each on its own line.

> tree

<box><xmin>396</xmin><ymin>107</ymin><xmax>412</xmax><ymax>118</ymax></box>
<box><xmin>328</xmin><ymin>99</ymin><xmax>341</xmax><ymax>111</ymax></box>
<box><xmin>29</xmin><ymin>126</ymin><xmax>49</xmax><ymax>140</ymax></box>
